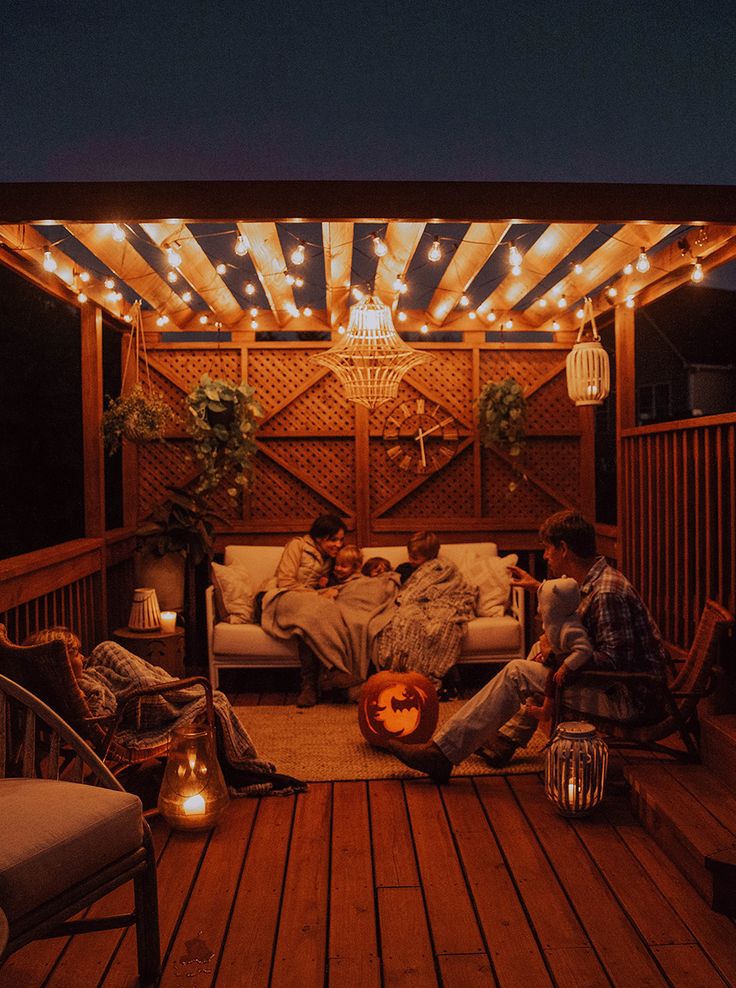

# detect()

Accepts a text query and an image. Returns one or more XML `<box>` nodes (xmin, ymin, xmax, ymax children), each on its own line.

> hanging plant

<box><xmin>477</xmin><ymin>377</ymin><xmax>528</xmax><ymax>491</ymax></box>
<box><xmin>186</xmin><ymin>375</ymin><xmax>263</xmax><ymax>495</ymax></box>
<box><xmin>101</xmin><ymin>301</ymin><xmax>172</xmax><ymax>455</ymax></box>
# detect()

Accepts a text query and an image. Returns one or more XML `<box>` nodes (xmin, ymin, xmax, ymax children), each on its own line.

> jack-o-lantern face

<box><xmin>358</xmin><ymin>671</ymin><xmax>439</xmax><ymax>749</ymax></box>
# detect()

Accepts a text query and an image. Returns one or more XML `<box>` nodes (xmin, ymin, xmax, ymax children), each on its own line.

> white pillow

<box><xmin>211</xmin><ymin>561</ymin><xmax>256</xmax><ymax>624</ymax></box>
<box><xmin>460</xmin><ymin>552</ymin><xmax>518</xmax><ymax>618</ymax></box>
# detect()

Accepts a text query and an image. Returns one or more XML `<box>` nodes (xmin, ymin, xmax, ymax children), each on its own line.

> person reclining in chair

<box><xmin>385</xmin><ymin>509</ymin><xmax>670</xmax><ymax>783</ymax></box>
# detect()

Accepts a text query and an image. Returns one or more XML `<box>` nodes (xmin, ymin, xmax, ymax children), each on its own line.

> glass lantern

<box><xmin>545</xmin><ymin>721</ymin><xmax>608</xmax><ymax>817</ymax></box>
<box><xmin>157</xmin><ymin>723</ymin><xmax>230</xmax><ymax>830</ymax></box>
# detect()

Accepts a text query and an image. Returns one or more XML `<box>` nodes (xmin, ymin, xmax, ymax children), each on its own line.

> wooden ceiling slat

<box><xmin>65</xmin><ymin>223</ymin><xmax>195</xmax><ymax>327</ymax></box>
<box><xmin>0</xmin><ymin>224</ymin><xmax>125</xmax><ymax>317</ymax></box>
<box><xmin>425</xmin><ymin>222</ymin><xmax>511</xmax><ymax>326</ymax></box>
<box><xmin>322</xmin><ymin>222</ymin><xmax>353</xmax><ymax>329</ymax></box>
<box><xmin>237</xmin><ymin>222</ymin><xmax>295</xmax><ymax>328</ymax></box>
<box><xmin>477</xmin><ymin>223</ymin><xmax>597</xmax><ymax>317</ymax></box>
<box><xmin>140</xmin><ymin>221</ymin><xmax>243</xmax><ymax>326</ymax></box>
<box><xmin>525</xmin><ymin>223</ymin><xmax>679</xmax><ymax>326</ymax></box>
<box><xmin>373</xmin><ymin>222</ymin><xmax>426</xmax><ymax>309</ymax></box>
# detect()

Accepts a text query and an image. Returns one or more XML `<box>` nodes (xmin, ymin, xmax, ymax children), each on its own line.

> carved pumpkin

<box><xmin>358</xmin><ymin>671</ymin><xmax>439</xmax><ymax>749</ymax></box>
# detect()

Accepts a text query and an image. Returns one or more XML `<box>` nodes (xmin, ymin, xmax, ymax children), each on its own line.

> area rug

<box><xmin>233</xmin><ymin>701</ymin><xmax>547</xmax><ymax>782</ymax></box>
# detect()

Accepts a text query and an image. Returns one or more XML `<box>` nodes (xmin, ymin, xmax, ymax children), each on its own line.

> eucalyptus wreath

<box><xmin>186</xmin><ymin>375</ymin><xmax>263</xmax><ymax>495</ymax></box>
<box><xmin>477</xmin><ymin>377</ymin><xmax>528</xmax><ymax>457</ymax></box>
<box><xmin>102</xmin><ymin>382</ymin><xmax>172</xmax><ymax>455</ymax></box>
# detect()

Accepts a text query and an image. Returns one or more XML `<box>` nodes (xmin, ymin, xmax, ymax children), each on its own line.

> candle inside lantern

<box><xmin>567</xmin><ymin>778</ymin><xmax>578</xmax><ymax>804</ymax></box>
<box><xmin>182</xmin><ymin>793</ymin><xmax>206</xmax><ymax>815</ymax></box>
<box><xmin>160</xmin><ymin>610</ymin><xmax>177</xmax><ymax>634</ymax></box>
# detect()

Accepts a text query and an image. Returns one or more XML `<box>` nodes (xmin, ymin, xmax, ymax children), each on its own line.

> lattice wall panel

<box><xmin>481</xmin><ymin>449</ymin><xmax>565</xmax><ymax>522</ymax></box>
<box><xmin>524</xmin><ymin>438</ymin><xmax>581</xmax><ymax>507</ymax></box>
<box><xmin>526</xmin><ymin>373</ymin><xmax>580</xmax><ymax>434</ymax></box>
<box><xmin>146</xmin><ymin>364</ymin><xmax>189</xmax><ymax>432</ymax></box>
<box><xmin>262</xmin><ymin>440</ymin><xmax>356</xmax><ymax>512</ymax></box>
<box><xmin>249</xmin><ymin>456</ymin><xmax>341</xmax><ymax>519</ymax></box>
<box><xmin>479</xmin><ymin>349</ymin><xmax>565</xmax><ymax>395</ymax></box>
<box><xmin>401</xmin><ymin>350</ymin><xmax>474</xmax><ymax>423</ymax></box>
<box><xmin>149</xmin><ymin>349</ymin><xmax>241</xmax><ymax>393</ymax></box>
<box><xmin>372</xmin><ymin>380</ymin><xmax>437</xmax><ymax>437</ymax></box>
<box><xmin>247</xmin><ymin>350</ymin><xmax>328</xmax><ymax>418</ymax></box>
<box><xmin>369</xmin><ymin>441</ymin><xmax>475</xmax><ymax>518</ymax></box>
<box><xmin>261</xmin><ymin>373</ymin><xmax>355</xmax><ymax>436</ymax></box>
<box><xmin>138</xmin><ymin>441</ymin><xmax>197</xmax><ymax>519</ymax></box>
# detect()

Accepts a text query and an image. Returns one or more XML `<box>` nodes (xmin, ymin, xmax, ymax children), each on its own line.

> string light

<box><xmin>551</xmin><ymin>320</ymin><xmax>560</xmax><ymax>331</ymax></box>
<box><xmin>234</xmin><ymin>234</ymin><xmax>249</xmax><ymax>256</ymax></box>
<box><xmin>372</xmin><ymin>234</ymin><xmax>388</xmax><ymax>257</ymax></box>
<box><xmin>575</xmin><ymin>307</ymin><xmax>585</xmax><ymax>320</ymax></box>
<box><xmin>199</xmin><ymin>314</ymin><xmax>209</xmax><ymax>325</ymax></box>
<box><xmin>691</xmin><ymin>259</ymin><xmax>704</xmax><ymax>283</ymax></box>
<box><xmin>398</xmin><ymin>311</ymin><xmax>408</xmax><ymax>322</ymax></box>
<box><xmin>104</xmin><ymin>277</ymin><xmax>115</xmax><ymax>290</ymax></box>
<box><xmin>337</xmin><ymin>325</ymin><xmax>345</xmax><ymax>334</ymax></box>
<box><xmin>156</xmin><ymin>314</ymin><xmax>170</xmax><ymax>327</ymax></box>
<box><xmin>250</xmin><ymin>319</ymin><xmax>258</xmax><ymax>329</ymax></box>
<box><xmin>111</xmin><ymin>224</ymin><xmax>126</xmax><ymax>243</ymax></box>
<box><xmin>635</xmin><ymin>248</ymin><xmax>650</xmax><ymax>274</ymax></box>
<box><xmin>42</xmin><ymin>249</ymin><xmax>57</xmax><ymax>273</ymax></box>
<box><xmin>623</xmin><ymin>263</ymin><xmax>634</xmax><ymax>276</ymax></box>
<box><xmin>295</xmin><ymin>276</ymin><xmax>304</xmax><ymax>288</ymax></box>
<box><xmin>486</xmin><ymin>310</ymin><xmax>497</xmax><ymax>322</ymax></box>
<box><xmin>467</xmin><ymin>310</ymin><xmax>477</xmax><ymax>320</ymax></box>
<box><xmin>420</xmin><ymin>323</ymin><xmax>429</xmax><ymax>334</ymax></box>
<box><xmin>79</xmin><ymin>270</ymin><xmax>90</xmax><ymax>283</ymax></box>
<box><xmin>245</xmin><ymin>282</ymin><xmax>256</xmax><ymax>295</ymax></box>
<box><xmin>215</xmin><ymin>262</ymin><xmax>227</xmax><ymax>275</ymax></box>
<box><xmin>557</xmin><ymin>295</ymin><xmax>567</xmax><ymax>309</ymax></box>
<box><xmin>181</xmin><ymin>290</ymin><xmax>192</xmax><ymax>302</ymax></box>
<box><xmin>505</xmin><ymin>319</ymin><xmax>513</xmax><ymax>329</ymax></box>
<box><xmin>290</xmin><ymin>242</ymin><xmax>306</xmax><ymax>265</ymax></box>
<box><xmin>508</xmin><ymin>242</ymin><xmax>522</xmax><ymax>267</ymax></box>
<box><xmin>77</xmin><ymin>292</ymin><xmax>88</xmax><ymax>304</ymax></box>
<box><xmin>573</xmin><ymin>263</ymin><xmax>584</xmax><ymax>275</ymax></box>
<box><xmin>352</xmin><ymin>287</ymin><xmax>364</xmax><ymax>301</ymax></box>
<box><xmin>166</xmin><ymin>245</ymin><xmax>182</xmax><ymax>267</ymax></box>
<box><xmin>428</xmin><ymin>238</ymin><xmax>442</xmax><ymax>262</ymax></box>
<box><xmin>249</xmin><ymin>307</ymin><xmax>258</xmax><ymax>317</ymax></box>
<box><xmin>606</xmin><ymin>286</ymin><xmax>618</xmax><ymax>299</ymax></box>
<box><xmin>167</xmin><ymin>270</ymin><xmax>178</xmax><ymax>283</ymax></box>
<box><xmin>625</xmin><ymin>295</ymin><xmax>635</xmax><ymax>308</ymax></box>
<box><xmin>123</xmin><ymin>313</ymin><xmax>133</xmax><ymax>323</ymax></box>
<box><xmin>459</xmin><ymin>294</ymin><xmax>470</xmax><ymax>308</ymax></box>
<box><xmin>538</xmin><ymin>298</ymin><xmax>548</xmax><ymax>308</ymax></box>
<box><xmin>303</xmin><ymin>306</ymin><xmax>313</xmax><ymax>317</ymax></box>
<box><xmin>285</xmin><ymin>273</ymin><xmax>296</xmax><ymax>286</ymax></box>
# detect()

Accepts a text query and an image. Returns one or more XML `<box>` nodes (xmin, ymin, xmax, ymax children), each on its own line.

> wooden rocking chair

<box><xmin>0</xmin><ymin>624</ymin><xmax>214</xmax><ymax>781</ymax></box>
<box><xmin>0</xmin><ymin>673</ymin><xmax>161</xmax><ymax>985</ymax></box>
<box><xmin>556</xmin><ymin>599</ymin><xmax>734</xmax><ymax>761</ymax></box>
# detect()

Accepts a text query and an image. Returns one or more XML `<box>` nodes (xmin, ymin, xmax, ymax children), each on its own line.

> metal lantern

<box><xmin>545</xmin><ymin>721</ymin><xmax>608</xmax><ymax>817</ymax></box>
<box><xmin>311</xmin><ymin>295</ymin><xmax>431</xmax><ymax>410</ymax></box>
<box><xmin>157</xmin><ymin>723</ymin><xmax>230</xmax><ymax>830</ymax></box>
<box><xmin>565</xmin><ymin>297</ymin><xmax>610</xmax><ymax>406</ymax></box>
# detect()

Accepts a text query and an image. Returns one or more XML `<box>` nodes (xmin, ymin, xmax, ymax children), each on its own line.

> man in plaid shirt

<box><xmin>386</xmin><ymin>510</ymin><xmax>669</xmax><ymax>783</ymax></box>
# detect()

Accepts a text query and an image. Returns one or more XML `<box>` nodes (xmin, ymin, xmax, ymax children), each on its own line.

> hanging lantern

<box><xmin>311</xmin><ymin>295</ymin><xmax>431</xmax><ymax>410</ymax></box>
<box><xmin>157</xmin><ymin>723</ymin><xmax>230</xmax><ymax>830</ymax></box>
<box><xmin>128</xmin><ymin>587</ymin><xmax>162</xmax><ymax>631</ymax></box>
<box><xmin>545</xmin><ymin>721</ymin><xmax>608</xmax><ymax>817</ymax></box>
<box><xmin>565</xmin><ymin>296</ymin><xmax>610</xmax><ymax>406</ymax></box>
<box><xmin>358</xmin><ymin>671</ymin><xmax>439</xmax><ymax>749</ymax></box>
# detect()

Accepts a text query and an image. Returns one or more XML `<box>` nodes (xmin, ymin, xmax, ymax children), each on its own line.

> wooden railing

<box><xmin>620</xmin><ymin>412</ymin><xmax>736</xmax><ymax>649</ymax></box>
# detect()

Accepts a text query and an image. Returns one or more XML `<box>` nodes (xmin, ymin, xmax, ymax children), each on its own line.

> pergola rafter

<box><xmin>373</xmin><ymin>222</ymin><xmax>425</xmax><ymax>310</ymax></box>
<box><xmin>322</xmin><ymin>221</ymin><xmax>353</xmax><ymax>330</ymax></box>
<box><xmin>236</xmin><ymin>222</ymin><xmax>295</xmax><ymax>328</ymax></box>
<box><xmin>425</xmin><ymin>222</ymin><xmax>511</xmax><ymax>326</ymax></box>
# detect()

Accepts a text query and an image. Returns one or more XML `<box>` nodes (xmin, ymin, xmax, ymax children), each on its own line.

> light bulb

<box><xmin>551</xmin><ymin>320</ymin><xmax>560</xmax><ymax>331</ymax></box>
<box><xmin>290</xmin><ymin>242</ymin><xmax>305</xmax><ymax>265</ymax></box>
<box><xmin>606</xmin><ymin>286</ymin><xmax>618</xmax><ymax>299</ymax></box>
<box><xmin>111</xmin><ymin>224</ymin><xmax>125</xmax><ymax>242</ymax></box>
<box><xmin>338</xmin><ymin>325</ymin><xmax>345</xmax><ymax>334</ymax></box>
<box><xmin>215</xmin><ymin>262</ymin><xmax>227</xmax><ymax>275</ymax></box>
<box><xmin>167</xmin><ymin>270</ymin><xmax>178</xmax><ymax>283</ymax></box>
<box><xmin>106</xmin><ymin>291</ymin><xmax>118</xmax><ymax>303</ymax></box>
<box><xmin>691</xmin><ymin>260</ymin><xmax>704</xmax><ymax>283</ymax></box>
<box><xmin>623</xmin><ymin>263</ymin><xmax>634</xmax><ymax>275</ymax></box>
<box><xmin>77</xmin><ymin>291</ymin><xmax>88</xmax><ymax>303</ymax></box>
<box><xmin>199</xmin><ymin>314</ymin><xmax>209</xmax><ymax>324</ymax></box>
<box><xmin>234</xmin><ymin>234</ymin><xmax>249</xmax><ymax>256</ymax></box>
<box><xmin>398</xmin><ymin>311</ymin><xmax>408</xmax><ymax>322</ymax></box>
<box><xmin>113</xmin><ymin>291</ymin><xmax>123</xmax><ymax>301</ymax></box>
<box><xmin>573</xmin><ymin>263</ymin><xmax>584</xmax><ymax>275</ymax></box>
<box><xmin>392</xmin><ymin>276</ymin><xmax>403</xmax><ymax>291</ymax></box>
<box><xmin>505</xmin><ymin>319</ymin><xmax>513</xmax><ymax>329</ymax></box>
<box><xmin>635</xmin><ymin>248</ymin><xmax>650</xmax><ymax>273</ymax></box>
<box><xmin>373</xmin><ymin>234</ymin><xmax>387</xmax><ymax>257</ymax></box>
<box><xmin>352</xmin><ymin>287</ymin><xmax>364</xmax><ymax>301</ymax></box>
<box><xmin>557</xmin><ymin>295</ymin><xmax>567</xmax><ymax>309</ymax></box>
<box><xmin>575</xmin><ymin>307</ymin><xmax>585</xmax><ymax>320</ymax></box>
<box><xmin>511</xmin><ymin>264</ymin><xmax>522</xmax><ymax>277</ymax></box>
<box><xmin>250</xmin><ymin>319</ymin><xmax>258</xmax><ymax>329</ymax></box>
<box><xmin>42</xmin><ymin>249</ymin><xmax>57</xmax><ymax>273</ymax></box>
<box><xmin>428</xmin><ymin>238</ymin><xmax>442</xmax><ymax>262</ymax></box>
<box><xmin>303</xmin><ymin>306</ymin><xmax>313</xmax><ymax>317</ymax></box>
<box><xmin>123</xmin><ymin>313</ymin><xmax>133</xmax><ymax>323</ymax></box>
<box><xmin>104</xmin><ymin>277</ymin><xmax>115</xmax><ymax>289</ymax></box>
<box><xmin>459</xmin><ymin>295</ymin><xmax>469</xmax><ymax>308</ymax></box>
<box><xmin>487</xmin><ymin>310</ymin><xmax>496</xmax><ymax>322</ymax></box>
<box><xmin>79</xmin><ymin>270</ymin><xmax>90</xmax><ymax>283</ymax></box>
<box><xmin>508</xmin><ymin>242</ymin><xmax>522</xmax><ymax>267</ymax></box>
<box><xmin>295</xmin><ymin>276</ymin><xmax>304</xmax><ymax>288</ymax></box>
<box><xmin>468</xmin><ymin>310</ymin><xmax>477</xmax><ymax>320</ymax></box>
<box><xmin>538</xmin><ymin>298</ymin><xmax>548</xmax><ymax>308</ymax></box>
<box><xmin>285</xmin><ymin>273</ymin><xmax>295</xmax><ymax>286</ymax></box>
<box><xmin>181</xmin><ymin>290</ymin><xmax>192</xmax><ymax>302</ymax></box>
<box><xmin>420</xmin><ymin>323</ymin><xmax>429</xmax><ymax>334</ymax></box>
<box><xmin>399</xmin><ymin>280</ymin><xmax>408</xmax><ymax>294</ymax></box>
<box><xmin>245</xmin><ymin>282</ymin><xmax>256</xmax><ymax>295</ymax></box>
<box><xmin>166</xmin><ymin>245</ymin><xmax>182</xmax><ymax>267</ymax></box>
<box><xmin>156</xmin><ymin>314</ymin><xmax>169</xmax><ymax>326</ymax></box>
<box><xmin>249</xmin><ymin>307</ymin><xmax>258</xmax><ymax>317</ymax></box>
<box><xmin>625</xmin><ymin>295</ymin><xmax>635</xmax><ymax>308</ymax></box>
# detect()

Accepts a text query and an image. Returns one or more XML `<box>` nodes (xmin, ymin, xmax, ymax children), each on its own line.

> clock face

<box><xmin>383</xmin><ymin>398</ymin><xmax>459</xmax><ymax>474</ymax></box>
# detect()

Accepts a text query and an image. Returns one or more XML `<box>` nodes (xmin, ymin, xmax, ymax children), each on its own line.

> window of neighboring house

<box><xmin>0</xmin><ymin>262</ymin><xmax>84</xmax><ymax>559</ymax></box>
<box><xmin>637</xmin><ymin>382</ymin><xmax>672</xmax><ymax>424</ymax></box>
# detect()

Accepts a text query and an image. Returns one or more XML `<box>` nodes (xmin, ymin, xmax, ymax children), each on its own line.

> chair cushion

<box><xmin>213</xmin><ymin>622</ymin><xmax>299</xmax><ymax>658</ymax></box>
<box><xmin>462</xmin><ymin>615</ymin><xmax>521</xmax><ymax>653</ymax></box>
<box><xmin>0</xmin><ymin>779</ymin><xmax>143</xmax><ymax>923</ymax></box>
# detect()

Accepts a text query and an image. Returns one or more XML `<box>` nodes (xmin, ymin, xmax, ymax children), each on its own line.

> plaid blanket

<box><xmin>375</xmin><ymin>558</ymin><xmax>476</xmax><ymax>684</ymax></box>
<box><xmin>81</xmin><ymin>641</ymin><xmax>305</xmax><ymax>796</ymax></box>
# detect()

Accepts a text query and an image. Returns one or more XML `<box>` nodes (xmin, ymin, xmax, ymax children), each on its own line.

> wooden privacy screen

<box><xmin>138</xmin><ymin>341</ymin><xmax>588</xmax><ymax>550</ymax></box>
<box><xmin>620</xmin><ymin>413</ymin><xmax>736</xmax><ymax>649</ymax></box>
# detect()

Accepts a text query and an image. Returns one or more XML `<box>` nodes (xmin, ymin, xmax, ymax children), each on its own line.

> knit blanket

<box><xmin>80</xmin><ymin>641</ymin><xmax>306</xmax><ymax>796</ymax></box>
<box><xmin>261</xmin><ymin>574</ymin><xmax>399</xmax><ymax>680</ymax></box>
<box><xmin>375</xmin><ymin>558</ymin><xmax>477</xmax><ymax>684</ymax></box>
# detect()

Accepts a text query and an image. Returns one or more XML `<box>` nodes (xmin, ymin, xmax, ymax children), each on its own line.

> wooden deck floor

<box><xmin>4</xmin><ymin>690</ymin><xmax>736</xmax><ymax>987</ymax></box>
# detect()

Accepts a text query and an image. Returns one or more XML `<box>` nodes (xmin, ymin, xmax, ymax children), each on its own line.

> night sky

<box><xmin>2</xmin><ymin>0</ymin><xmax>735</xmax><ymax>185</ymax></box>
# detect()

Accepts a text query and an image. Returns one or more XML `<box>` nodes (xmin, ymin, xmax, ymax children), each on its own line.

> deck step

<box><xmin>701</xmin><ymin>708</ymin><xmax>736</xmax><ymax>787</ymax></box>
<box><xmin>624</xmin><ymin>761</ymin><xmax>736</xmax><ymax>916</ymax></box>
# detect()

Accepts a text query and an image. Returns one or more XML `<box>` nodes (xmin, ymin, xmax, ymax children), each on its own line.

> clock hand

<box><xmin>414</xmin><ymin>416</ymin><xmax>453</xmax><ymax>441</ymax></box>
<box><xmin>418</xmin><ymin>430</ymin><xmax>427</xmax><ymax>467</ymax></box>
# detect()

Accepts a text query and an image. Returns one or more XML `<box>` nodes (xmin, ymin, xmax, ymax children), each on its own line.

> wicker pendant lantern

<box><xmin>311</xmin><ymin>295</ymin><xmax>431</xmax><ymax>410</ymax></box>
<box><xmin>566</xmin><ymin>297</ymin><xmax>610</xmax><ymax>406</ymax></box>
<box><xmin>545</xmin><ymin>721</ymin><xmax>608</xmax><ymax>817</ymax></box>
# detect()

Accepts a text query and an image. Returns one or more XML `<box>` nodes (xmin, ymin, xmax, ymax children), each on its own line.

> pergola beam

<box><xmin>237</xmin><ymin>222</ymin><xmax>295</xmax><ymax>328</ymax></box>
<box><xmin>425</xmin><ymin>222</ymin><xmax>511</xmax><ymax>326</ymax></box>
<box><xmin>322</xmin><ymin>222</ymin><xmax>353</xmax><ymax>330</ymax></box>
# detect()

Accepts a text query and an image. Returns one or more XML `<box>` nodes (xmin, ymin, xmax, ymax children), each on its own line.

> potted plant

<box><xmin>185</xmin><ymin>375</ymin><xmax>263</xmax><ymax>495</ymax></box>
<box><xmin>477</xmin><ymin>377</ymin><xmax>528</xmax><ymax>491</ymax></box>
<box><xmin>102</xmin><ymin>382</ymin><xmax>172</xmax><ymax>455</ymax></box>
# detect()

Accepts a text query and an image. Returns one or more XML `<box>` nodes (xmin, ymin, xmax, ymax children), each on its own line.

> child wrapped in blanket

<box><xmin>524</xmin><ymin>577</ymin><xmax>593</xmax><ymax>722</ymax></box>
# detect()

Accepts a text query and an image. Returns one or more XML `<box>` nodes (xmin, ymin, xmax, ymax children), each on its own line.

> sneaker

<box><xmin>476</xmin><ymin>734</ymin><xmax>519</xmax><ymax>768</ymax></box>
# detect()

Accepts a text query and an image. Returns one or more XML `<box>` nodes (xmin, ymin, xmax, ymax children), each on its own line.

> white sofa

<box><xmin>206</xmin><ymin>542</ymin><xmax>525</xmax><ymax>688</ymax></box>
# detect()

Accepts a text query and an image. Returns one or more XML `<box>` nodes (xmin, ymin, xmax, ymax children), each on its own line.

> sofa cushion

<box><xmin>0</xmin><ymin>778</ymin><xmax>143</xmax><ymax>923</ymax></box>
<box><xmin>463</xmin><ymin>615</ymin><xmax>521</xmax><ymax>653</ymax></box>
<box><xmin>459</xmin><ymin>551</ymin><xmax>518</xmax><ymax>617</ymax></box>
<box><xmin>211</xmin><ymin>561</ymin><xmax>256</xmax><ymax>624</ymax></box>
<box><xmin>213</xmin><ymin>621</ymin><xmax>299</xmax><ymax>658</ymax></box>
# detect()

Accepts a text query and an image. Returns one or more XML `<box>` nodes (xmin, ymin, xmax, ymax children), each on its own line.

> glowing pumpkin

<box><xmin>358</xmin><ymin>671</ymin><xmax>439</xmax><ymax>749</ymax></box>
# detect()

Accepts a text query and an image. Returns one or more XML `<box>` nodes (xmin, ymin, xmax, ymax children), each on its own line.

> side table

<box><xmin>113</xmin><ymin>627</ymin><xmax>185</xmax><ymax>678</ymax></box>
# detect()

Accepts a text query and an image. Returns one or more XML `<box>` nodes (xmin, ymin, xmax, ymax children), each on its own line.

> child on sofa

<box><xmin>395</xmin><ymin>530</ymin><xmax>440</xmax><ymax>584</ymax></box>
<box><xmin>362</xmin><ymin>556</ymin><xmax>392</xmax><ymax>577</ymax></box>
<box><xmin>319</xmin><ymin>544</ymin><xmax>364</xmax><ymax>598</ymax></box>
<box><xmin>524</xmin><ymin>577</ymin><xmax>593</xmax><ymax>722</ymax></box>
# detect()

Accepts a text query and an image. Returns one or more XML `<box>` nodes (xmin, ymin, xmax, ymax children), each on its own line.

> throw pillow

<box><xmin>461</xmin><ymin>552</ymin><xmax>518</xmax><ymax>618</ymax></box>
<box><xmin>211</xmin><ymin>562</ymin><xmax>256</xmax><ymax>624</ymax></box>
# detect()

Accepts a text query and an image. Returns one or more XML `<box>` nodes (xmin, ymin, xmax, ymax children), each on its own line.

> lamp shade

<box><xmin>128</xmin><ymin>587</ymin><xmax>162</xmax><ymax>631</ymax></box>
<box><xmin>157</xmin><ymin>723</ymin><xmax>230</xmax><ymax>830</ymax></box>
<box><xmin>545</xmin><ymin>721</ymin><xmax>608</xmax><ymax>817</ymax></box>
<box><xmin>311</xmin><ymin>295</ymin><xmax>431</xmax><ymax>410</ymax></box>
<box><xmin>565</xmin><ymin>297</ymin><xmax>610</xmax><ymax>406</ymax></box>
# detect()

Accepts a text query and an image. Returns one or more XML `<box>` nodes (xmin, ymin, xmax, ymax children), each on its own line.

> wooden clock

<box><xmin>383</xmin><ymin>398</ymin><xmax>459</xmax><ymax>474</ymax></box>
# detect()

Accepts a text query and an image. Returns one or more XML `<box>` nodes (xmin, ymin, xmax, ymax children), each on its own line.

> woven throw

<box><xmin>233</xmin><ymin>701</ymin><xmax>546</xmax><ymax>783</ymax></box>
